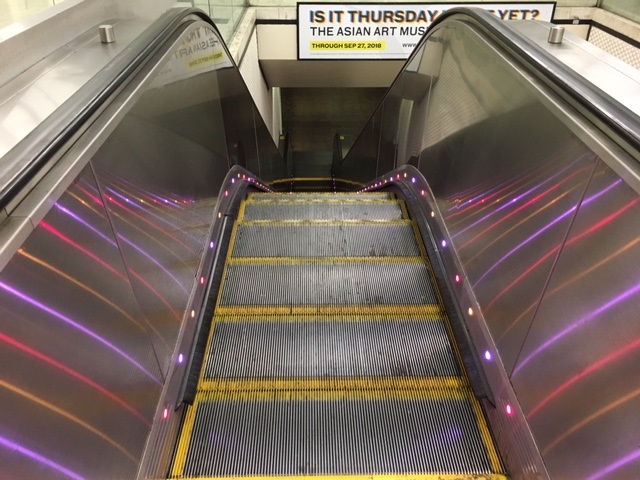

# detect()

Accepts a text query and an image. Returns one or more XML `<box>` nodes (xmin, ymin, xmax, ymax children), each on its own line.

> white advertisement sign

<box><xmin>298</xmin><ymin>2</ymin><xmax>556</xmax><ymax>59</ymax></box>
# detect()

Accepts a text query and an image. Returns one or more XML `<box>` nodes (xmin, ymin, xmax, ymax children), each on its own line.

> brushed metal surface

<box><xmin>339</xmin><ymin>11</ymin><xmax>640</xmax><ymax>480</ymax></box>
<box><xmin>512</xmin><ymin>159</ymin><xmax>640</xmax><ymax>480</ymax></box>
<box><xmin>220</xmin><ymin>262</ymin><xmax>439</xmax><ymax>307</ymax></box>
<box><xmin>185</xmin><ymin>396</ymin><xmax>493</xmax><ymax>477</ymax></box>
<box><xmin>0</xmin><ymin>18</ymin><xmax>288</xmax><ymax>480</ymax></box>
<box><xmin>242</xmin><ymin>202</ymin><xmax>403</xmax><ymax>221</ymax></box>
<box><xmin>0</xmin><ymin>166</ymin><xmax>162</xmax><ymax>480</ymax></box>
<box><xmin>233</xmin><ymin>223</ymin><xmax>421</xmax><ymax>257</ymax></box>
<box><xmin>206</xmin><ymin>318</ymin><xmax>460</xmax><ymax>379</ymax></box>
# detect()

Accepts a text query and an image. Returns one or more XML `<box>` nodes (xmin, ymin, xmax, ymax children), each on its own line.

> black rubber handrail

<box><xmin>440</xmin><ymin>7</ymin><xmax>640</xmax><ymax>154</ymax></box>
<box><xmin>0</xmin><ymin>7</ymin><xmax>216</xmax><ymax>212</ymax></box>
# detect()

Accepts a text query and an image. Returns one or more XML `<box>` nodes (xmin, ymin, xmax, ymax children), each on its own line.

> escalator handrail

<box><xmin>0</xmin><ymin>7</ymin><xmax>216</xmax><ymax>212</ymax></box>
<box><xmin>443</xmin><ymin>7</ymin><xmax>640</xmax><ymax>154</ymax></box>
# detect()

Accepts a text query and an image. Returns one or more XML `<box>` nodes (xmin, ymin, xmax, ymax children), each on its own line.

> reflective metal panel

<box><xmin>339</xmin><ymin>11</ymin><xmax>640</xmax><ymax>479</ymax></box>
<box><xmin>0</xmin><ymin>165</ymin><xmax>162</xmax><ymax>479</ymax></box>
<box><xmin>91</xmin><ymin>25</ymin><xmax>233</xmax><ymax>374</ymax></box>
<box><xmin>512</xmin><ymin>159</ymin><xmax>640</xmax><ymax>480</ymax></box>
<box><xmin>439</xmin><ymin>138</ymin><xmax>597</xmax><ymax>373</ymax></box>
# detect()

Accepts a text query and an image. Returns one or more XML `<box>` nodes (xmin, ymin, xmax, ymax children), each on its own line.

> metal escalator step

<box><xmin>200</xmin><ymin>377</ymin><xmax>467</xmax><ymax>393</ymax></box>
<box><xmin>219</xmin><ymin>263</ymin><xmax>439</xmax><ymax>307</ymax></box>
<box><xmin>204</xmin><ymin>319</ymin><xmax>460</xmax><ymax>379</ymax></box>
<box><xmin>181</xmin><ymin>393</ymin><xmax>496</xmax><ymax>477</ymax></box>
<box><xmin>232</xmin><ymin>223</ymin><xmax>421</xmax><ymax>257</ymax></box>
<box><xmin>241</xmin><ymin>202</ymin><xmax>404</xmax><ymax>221</ymax></box>
<box><xmin>248</xmin><ymin>192</ymin><xmax>393</xmax><ymax>202</ymax></box>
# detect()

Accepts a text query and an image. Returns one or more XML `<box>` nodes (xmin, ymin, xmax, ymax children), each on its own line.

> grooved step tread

<box><xmin>232</xmin><ymin>223</ymin><xmax>422</xmax><ymax>258</ymax></box>
<box><xmin>170</xmin><ymin>192</ymin><xmax>505</xmax><ymax>480</ymax></box>
<box><xmin>204</xmin><ymin>318</ymin><xmax>461</xmax><ymax>379</ymax></box>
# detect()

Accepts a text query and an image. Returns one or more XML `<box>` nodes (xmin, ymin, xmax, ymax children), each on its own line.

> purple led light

<box><xmin>55</xmin><ymin>205</ymin><xmax>189</xmax><ymax>295</ymax></box>
<box><xmin>514</xmin><ymin>280</ymin><xmax>640</xmax><ymax>375</ymax></box>
<box><xmin>411</xmin><ymin>178</ymin><xmax>416</xmax><ymax>184</ymax></box>
<box><xmin>0</xmin><ymin>281</ymin><xmax>160</xmax><ymax>384</ymax></box>
<box><xmin>0</xmin><ymin>435</ymin><xmax>85</xmax><ymax>480</ymax></box>
<box><xmin>441</xmin><ymin>240</ymin><xmax>447</xmax><ymax>248</ymax></box>
<box><xmin>587</xmin><ymin>449</ymin><xmax>640</xmax><ymax>480</ymax></box>
<box><xmin>472</xmin><ymin>179</ymin><xmax>622</xmax><ymax>289</ymax></box>
<box><xmin>484</xmin><ymin>350</ymin><xmax>492</xmax><ymax>361</ymax></box>
<box><xmin>452</xmin><ymin>160</ymin><xmax>584</xmax><ymax>237</ymax></box>
<box><xmin>178</xmin><ymin>353</ymin><xmax>184</xmax><ymax>363</ymax></box>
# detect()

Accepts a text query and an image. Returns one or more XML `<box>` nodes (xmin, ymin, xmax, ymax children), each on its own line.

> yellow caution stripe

<box><xmin>212</xmin><ymin>313</ymin><xmax>447</xmax><ymax>323</ymax></box>
<box><xmin>170</xmin><ymin>402</ymin><xmax>199</xmax><ymax>477</ymax></box>
<box><xmin>200</xmin><ymin>376</ymin><xmax>468</xmax><ymax>393</ymax></box>
<box><xmin>196</xmin><ymin>387</ymin><xmax>470</xmax><ymax>402</ymax></box>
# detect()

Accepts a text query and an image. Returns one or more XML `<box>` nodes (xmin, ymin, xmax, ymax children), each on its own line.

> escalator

<box><xmin>170</xmin><ymin>192</ymin><xmax>504</xmax><ymax>480</ymax></box>
<box><xmin>1</xmin><ymin>5</ymin><xmax>640</xmax><ymax>480</ymax></box>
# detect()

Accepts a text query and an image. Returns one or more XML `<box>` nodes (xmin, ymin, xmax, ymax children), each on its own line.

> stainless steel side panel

<box><xmin>340</xmin><ymin>11</ymin><xmax>640</xmax><ymax>479</ymax></box>
<box><xmin>512</xmin><ymin>159</ymin><xmax>640</xmax><ymax>480</ymax></box>
<box><xmin>0</xmin><ymin>18</ymin><xmax>286</xmax><ymax>479</ymax></box>
<box><xmin>0</xmin><ymin>165</ymin><xmax>162</xmax><ymax>480</ymax></box>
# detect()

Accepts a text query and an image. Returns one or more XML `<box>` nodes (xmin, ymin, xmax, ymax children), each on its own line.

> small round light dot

<box><xmin>403</xmin><ymin>173</ymin><xmax>407</xmax><ymax>178</ymax></box>
<box><xmin>455</xmin><ymin>274</ymin><xmax>461</xmax><ymax>283</ymax></box>
<box><xmin>200</xmin><ymin>277</ymin><xmax>205</xmax><ymax>284</ymax></box>
<box><xmin>191</xmin><ymin>310</ymin><xmax>195</xmax><ymax>318</ymax></box>
<box><xmin>210</xmin><ymin>241</ymin><xmax>214</xmax><ymax>249</ymax></box>
<box><xmin>178</xmin><ymin>353</ymin><xmax>184</xmax><ymax>364</ymax></box>
<box><xmin>218</xmin><ymin>212</ymin><xmax>222</xmax><ymax>218</ymax></box>
<box><xmin>431</xmin><ymin>211</ymin><xmax>435</xmax><ymax>217</ymax></box>
<box><xmin>396</xmin><ymin>174</ymin><xmax>400</xmax><ymax>180</ymax></box>
<box><xmin>231</xmin><ymin>178</ymin><xmax>235</xmax><ymax>184</ymax></box>
<box><xmin>162</xmin><ymin>408</ymin><xmax>169</xmax><ymax>420</ymax></box>
<box><xmin>484</xmin><ymin>350</ymin><xmax>492</xmax><ymax>361</ymax></box>
<box><xmin>468</xmin><ymin>307</ymin><xmax>474</xmax><ymax>316</ymax></box>
<box><xmin>224</xmin><ymin>191</ymin><xmax>229</xmax><ymax>197</ymax></box>
<box><xmin>421</xmin><ymin>190</ymin><xmax>425</xmax><ymax>196</ymax></box>
<box><xmin>411</xmin><ymin>178</ymin><xmax>416</xmax><ymax>184</ymax></box>
<box><xmin>506</xmin><ymin>404</ymin><xmax>513</xmax><ymax>416</ymax></box>
<box><xmin>441</xmin><ymin>240</ymin><xmax>447</xmax><ymax>248</ymax></box>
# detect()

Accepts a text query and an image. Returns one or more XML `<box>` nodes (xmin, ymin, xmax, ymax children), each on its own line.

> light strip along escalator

<box><xmin>170</xmin><ymin>191</ymin><xmax>506</xmax><ymax>480</ymax></box>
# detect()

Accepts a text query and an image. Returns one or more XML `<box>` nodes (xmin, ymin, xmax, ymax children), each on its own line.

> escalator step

<box><xmin>241</xmin><ymin>202</ymin><xmax>404</xmax><ymax>222</ymax></box>
<box><xmin>248</xmin><ymin>192</ymin><xmax>392</xmax><ymax>202</ymax></box>
<box><xmin>204</xmin><ymin>318</ymin><xmax>460</xmax><ymax>379</ymax></box>
<box><xmin>219</xmin><ymin>262</ymin><xmax>439</xmax><ymax>308</ymax></box>
<box><xmin>181</xmin><ymin>393</ymin><xmax>496</xmax><ymax>477</ymax></box>
<box><xmin>232</xmin><ymin>223</ymin><xmax>421</xmax><ymax>258</ymax></box>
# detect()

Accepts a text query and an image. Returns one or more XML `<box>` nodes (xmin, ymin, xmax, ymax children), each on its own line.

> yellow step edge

<box><xmin>196</xmin><ymin>387</ymin><xmax>471</xmax><ymax>402</ymax></box>
<box><xmin>170</xmin><ymin>401</ymin><xmax>199</xmax><ymax>477</ymax></box>
<box><xmin>169</xmin><ymin>475</ymin><xmax>509</xmax><ymax>480</ymax></box>
<box><xmin>199</xmin><ymin>376</ymin><xmax>469</xmax><ymax>393</ymax></box>
<box><xmin>214</xmin><ymin>305</ymin><xmax>444</xmax><ymax>316</ymax></box>
<box><xmin>212</xmin><ymin>313</ymin><xmax>447</xmax><ymax>323</ymax></box>
<box><xmin>227</xmin><ymin>256</ymin><xmax>426</xmax><ymax>266</ymax></box>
